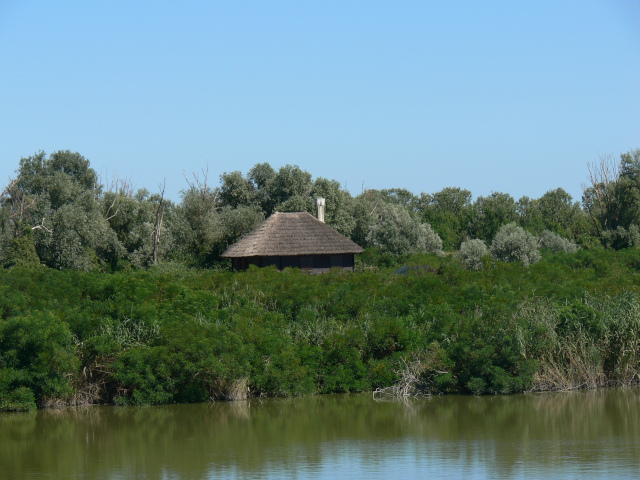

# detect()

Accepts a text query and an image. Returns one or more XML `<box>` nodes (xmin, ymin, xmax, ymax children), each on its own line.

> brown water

<box><xmin>1</xmin><ymin>389</ymin><xmax>639</xmax><ymax>479</ymax></box>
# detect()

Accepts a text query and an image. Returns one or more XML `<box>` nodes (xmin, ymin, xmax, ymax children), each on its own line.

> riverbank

<box><xmin>2</xmin><ymin>248</ymin><xmax>640</xmax><ymax>411</ymax></box>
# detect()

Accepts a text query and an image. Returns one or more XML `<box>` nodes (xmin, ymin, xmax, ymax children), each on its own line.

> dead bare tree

<box><xmin>582</xmin><ymin>153</ymin><xmax>620</xmax><ymax>234</ymax></box>
<box><xmin>0</xmin><ymin>177</ymin><xmax>20</xmax><ymax>207</ymax></box>
<box><xmin>183</xmin><ymin>165</ymin><xmax>219</xmax><ymax>202</ymax></box>
<box><xmin>101</xmin><ymin>170</ymin><xmax>135</xmax><ymax>197</ymax></box>
<box><xmin>152</xmin><ymin>181</ymin><xmax>166</xmax><ymax>265</ymax></box>
<box><xmin>373</xmin><ymin>350</ymin><xmax>449</xmax><ymax>399</ymax></box>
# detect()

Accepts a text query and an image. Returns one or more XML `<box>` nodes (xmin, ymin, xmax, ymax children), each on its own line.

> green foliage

<box><xmin>275</xmin><ymin>195</ymin><xmax>314</xmax><ymax>213</ymax></box>
<box><xmin>420</xmin><ymin>187</ymin><xmax>473</xmax><ymax>250</ymax></box>
<box><xmin>49</xmin><ymin>192</ymin><xmax>125</xmax><ymax>271</ymax></box>
<box><xmin>1</xmin><ymin>386</ymin><xmax>37</xmax><ymax>411</ymax></box>
<box><xmin>471</xmin><ymin>192</ymin><xmax>518</xmax><ymax>243</ymax></box>
<box><xmin>219</xmin><ymin>170</ymin><xmax>255</xmax><ymax>208</ymax></box>
<box><xmin>5</xmin><ymin>148</ymin><xmax>640</xmax><ymax>407</ymax></box>
<box><xmin>3</xmin><ymin>228</ymin><xmax>40</xmax><ymax>268</ymax></box>
<box><xmin>0</xmin><ymin>311</ymin><xmax>76</xmax><ymax>409</ymax></box>
<box><xmin>3</xmin><ymin>247</ymin><xmax>640</xmax><ymax>407</ymax></box>
<box><xmin>263</xmin><ymin>165</ymin><xmax>313</xmax><ymax>215</ymax></box>
<box><xmin>600</xmin><ymin>225</ymin><xmax>640</xmax><ymax>250</ymax></box>
<box><xmin>490</xmin><ymin>222</ymin><xmax>541</xmax><ymax>267</ymax></box>
<box><xmin>311</xmin><ymin>177</ymin><xmax>355</xmax><ymax>237</ymax></box>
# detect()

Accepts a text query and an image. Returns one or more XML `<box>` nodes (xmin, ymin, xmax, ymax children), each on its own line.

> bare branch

<box><xmin>1</xmin><ymin>177</ymin><xmax>20</xmax><ymax>206</ymax></box>
<box><xmin>183</xmin><ymin>164</ymin><xmax>210</xmax><ymax>193</ymax></box>
<box><xmin>583</xmin><ymin>153</ymin><xmax>621</xmax><ymax>234</ymax></box>
<box><xmin>31</xmin><ymin>218</ymin><xmax>53</xmax><ymax>234</ymax></box>
<box><xmin>101</xmin><ymin>170</ymin><xmax>135</xmax><ymax>197</ymax></box>
<box><xmin>105</xmin><ymin>195</ymin><xmax>119</xmax><ymax>221</ymax></box>
<box><xmin>152</xmin><ymin>180</ymin><xmax>166</xmax><ymax>265</ymax></box>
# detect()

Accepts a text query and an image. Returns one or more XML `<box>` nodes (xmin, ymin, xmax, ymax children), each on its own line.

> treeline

<box><xmin>1</xmin><ymin>149</ymin><xmax>638</xmax><ymax>270</ymax></box>
<box><xmin>2</xmin><ymin>248</ymin><xmax>640</xmax><ymax>411</ymax></box>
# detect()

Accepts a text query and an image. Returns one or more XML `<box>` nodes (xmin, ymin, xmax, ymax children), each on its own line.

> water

<box><xmin>1</xmin><ymin>389</ymin><xmax>639</xmax><ymax>479</ymax></box>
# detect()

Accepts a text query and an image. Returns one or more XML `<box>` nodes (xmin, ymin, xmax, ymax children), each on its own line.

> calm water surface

<box><xmin>1</xmin><ymin>389</ymin><xmax>639</xmax><ymax>479</ymax></box>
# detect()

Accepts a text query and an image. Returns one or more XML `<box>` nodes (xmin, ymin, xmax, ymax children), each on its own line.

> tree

<box><xmin>539</xmin><ymin>230</ymin><xmax>579</xmax><ymax>254</ymax></box>
<box><xmin>582</xmin><ymin>149</ymin><xmax>640</xmax><ymax>248</ymax></box>
<box><xmin>275</xmin><ymin>195</ymin><xmax>314</xmax><ymax>213</ymax></box>
<box><xmin>470</xmin><ymin>192</ymin><xmax>518</xmax><ymax>243</ymax></box>
<box><xmin>3</xmin><ymin>226</ymin><xmax>40</xmax><ymax>268</ymax></box>
<box><xmin>537</xmin><ymin>188</ymin><xmax>582</xmax><ymax>237</ymax></box>
<box><xmin>366</xmin><ymin>203</ymin><xmax>442</xmax><ymax>255</ymax></box>
<box><xmin>490</xmin><ymin>222</ymin><xmax>540</xmax><ymax>267</ymax></box>
<box><xmin>458</xmin><ymin>239</ymin><xmax>489</xmax><ymax>271</ymax></box>
<box><xmin>311</xmin><ymin>178</ymin><xmax>355</xmax><ymax>237</ymax></box>
<box><xmin>175</xmin><ymin>173</ymin><xmax>220</xmax><ymax>265</ymax></box>
<box><xmin>1</xmin><ymin>151</ymin><xmax>127</xmax><ymax>270</ymax></box>
<box><xmin>18</xmin><ymin>150</ymin><xmax>99</xmax><ymax>210</ymax></box>
<box><xmin>219</xmin><ymin>171</ymin><xmax>255</xmax><ymax>208</ymax></box>
<box><xmin>516</xmin><ymin>196</ymin><xmax>544</xmax><ymax>234</ymax></box>
<box><xmin>152</xmin><ymin>183</ymin><xmax>166</xmax><ymax>265</ymax></box>
<box><xmin>420</xmin><ymin>187</ymin><xmax>474</xmax><ymax>250</ymax></box>
<box><xmin>262</xmin><ymin>165</ymin><xmax>313</xmax><ymax>215</ymax></box>
<box><xmin>378</xmin><ymin>188</ymin><xmax>420</xmax><ymax>212</ymax></box>
<box><xmin>248</xmin><ymin>163</ymin><xmax>276</xmax><ymax>213</ymax></box>
<box><xmin>48</xmin><ymin>191</ymin><xmax>124</xmax><ymax>271</ymax></box>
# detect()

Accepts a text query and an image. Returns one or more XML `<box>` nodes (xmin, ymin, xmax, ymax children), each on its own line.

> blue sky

<box><xmin>1</xmin><ymin>1</ymin><xmax>639</xmax><ymax>203</ymax></box>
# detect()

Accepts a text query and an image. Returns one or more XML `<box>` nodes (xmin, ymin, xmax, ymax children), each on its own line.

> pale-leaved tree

<box><xmin>490</xmin><ymin>222</ymin><xmax>540</xmax><ymax>267</ymax></box>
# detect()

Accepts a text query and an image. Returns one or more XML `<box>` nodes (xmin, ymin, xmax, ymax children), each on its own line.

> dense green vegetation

<box><xmin>2</xmin><ymin>248</ymin><xmax>640</xmax><ymax>411</ymax></box>
<box><xmin>1</xmin><ymin>149</ymin><xmax>637</xmax><ymax>270</ymax></box>
<box><xmin>2</xmin><ymin>149</ymin><xmax>640</xmax><ymax>411</ymax></box>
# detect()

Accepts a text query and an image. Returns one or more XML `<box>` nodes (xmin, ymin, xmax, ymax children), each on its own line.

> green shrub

<box><xmin>458</xmin><ymin>239</ymin><xmax>489</xmax><ymax>270</ymax></box>
<box><xmin>490</xmin><ymin>222</ymin><xmax>541</xmax><ymax>267</ymax></box>
<box><xmin>0</xmin><ymin>312</ymin><xmax>77</xmax><ymax>407</ymax></box>
<box><xmin>539</xmin><ymin>230</ymin><xmax>579</xmax><ymax>254</ymax></box>
<box><xmin>366</xmin><ymin>203</ymin><xmax>443</xmax><ymax>255</ymax></box>
<box><xmin>1</xmin><ymin>386</ymin><xmax>37</xmax><ymax>411</ymax></box>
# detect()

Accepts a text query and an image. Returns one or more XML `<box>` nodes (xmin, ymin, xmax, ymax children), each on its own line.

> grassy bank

<box><xmin>2</xmin><ymin>248</ymin><xmax>640</xmax><ymax>411</ymax></box>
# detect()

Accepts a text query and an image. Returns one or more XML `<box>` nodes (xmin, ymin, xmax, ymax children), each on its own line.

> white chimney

<box><xmin>315</xmin><ymin>198</ymin><xmax>325</xmax><ymax>223</ymax></box>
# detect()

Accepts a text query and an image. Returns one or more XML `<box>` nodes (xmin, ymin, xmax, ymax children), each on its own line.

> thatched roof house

<box><xmin>222</xmin><ymin>210</ymin><xmax>364</xmax><ymax>272</ymax></box>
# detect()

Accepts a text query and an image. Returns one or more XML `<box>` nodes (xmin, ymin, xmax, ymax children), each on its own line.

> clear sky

<box><xmin>1</xmin><ymin>1</ymin><xmax>639</xmax><ymax>203</ymax></box>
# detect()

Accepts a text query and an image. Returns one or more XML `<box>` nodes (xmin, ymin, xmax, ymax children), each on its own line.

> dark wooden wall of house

<box><xmin>231</xmin><ymin>254</ymin><xmax>355</xmax><ymax>272</ymax></box>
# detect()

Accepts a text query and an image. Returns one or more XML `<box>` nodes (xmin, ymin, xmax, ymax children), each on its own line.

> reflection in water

<box><xmin>1</xmin><ymin>389</ymin><xmax>639</xmax><ymax>479</ymax></box>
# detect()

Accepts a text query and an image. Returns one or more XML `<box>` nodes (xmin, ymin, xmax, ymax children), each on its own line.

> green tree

<box><xmin>366</xmin><ymin>203</ymin><xmax>442</xmax><ymax>255</ymax></box>
<box><xmin>174</xmin><ymin>181</ymin><xmax>220</xmax><ymax>265</ymax></box>
<box><xmin>3</xmin><ymin>226</ymin><xmax>40</xmax><ymax>268</ymax></box>
<box><xmin>48</xmin><ymin>191</ymin><xmax>124</xmax><ymax>271</ymax></box>
<box><xmin>311</xmin><ymin>178</ymin><xmax>356</xmax><ymax>237</ymax></box>
<box><xmin>470</xmin><ymin>192</ymin><xmax>518</xmax><ymax>243</ymax></box>
<box><xmin>420</xmin><ymin>187</ymin><xmax>473</xmax><ymax>250</ymax></box>
<box><xmin>266</xmin><ymin>165</ymin><xmax>313</xmax><ymax>215</ymax></box>
<box><xmin>219</xmin><ymin>171</ymin><xmax>255</xmax><ymax>208</ymax></box>
<box><xmin>516</xmin><ymin>196</ymin><xmax>544</xmax><ymax>234</ymax></box>
<box><xmin>248</xmin><ymin>163</ymin><xmax>276</xmax><ymax>213</ymax></box>
<box><xmin>537</xmin><ymin>188</ymin><xmax>583</xmax><ymax>237</ymax></box>
<box><xmin>2</xmin><ymin>151</ymin><xmax>128</xmax><ymax>270</ymax></box>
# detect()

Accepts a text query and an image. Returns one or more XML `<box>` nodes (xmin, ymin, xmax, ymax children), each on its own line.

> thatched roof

<box><xmin>222</xmin><ymin>212</ymin><xmax>364</xmax><ymax>258</ymax></box>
